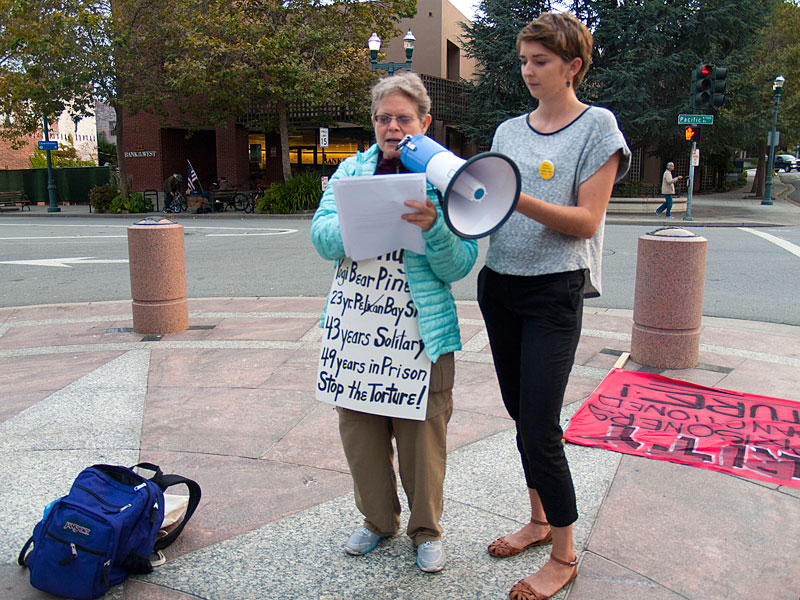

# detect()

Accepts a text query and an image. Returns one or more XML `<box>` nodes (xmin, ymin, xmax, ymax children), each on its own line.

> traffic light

<box><xmin>692</xmin><ymin>63</ymin><xmax>713</xmax><ymax>108</ymax></box>
<box><xmin>684</xmin><ymin>125</ymin><xmax>698</xmax><ymax>141</ymax></box>
<box><xmin>712</xmin><ymin>66</ymin><xmax>727</xmax><ymax>107</ymax></box>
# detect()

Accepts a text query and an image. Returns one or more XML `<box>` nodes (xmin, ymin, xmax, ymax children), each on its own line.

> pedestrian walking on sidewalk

<box><xmin>311</xmin><ymin>72</ymin><xmax>477</xmax><ymax>573</ymax></box>
<box><xmin>656</xmin><ymin>162</ymin><xmax>682</xmax><ymax>218</ymax></box>
<box><xmin>477</xmin><ymin>12</ymin><xmax>630</xmax><ymax>600</ymax></box>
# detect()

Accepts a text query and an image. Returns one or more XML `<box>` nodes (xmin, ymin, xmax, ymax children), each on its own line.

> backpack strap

<box><xmin>18</xmin><ymin>535</ymin><xmax>34</xmax><ymax>567</ymax></box>
<box><xmin>133</xmin><ymin>462</ymin><xmax>164</xmax><ymax>481</ymax></box>
<box><xmin>132</xmin><ymin>463</ymin><xmax>201</xmax><ymax>550</ymax></box>
<box><xmin>151</xmin><ymin>473</ymin><xmax>201</xmax><ymax>550</ymax></box>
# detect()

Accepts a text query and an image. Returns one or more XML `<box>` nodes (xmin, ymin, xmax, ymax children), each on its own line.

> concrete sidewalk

<box><xmin>4</xmin><ymin>178</ymin><xmax>799</xmax><ymax>228</ymax></box>
<box><xmin>606</xmin><ymin>178</ymin><xmax>800</xmax><ymax>227</ymax></box>
<box><xmin>1</xmin><ymin>297</ymin><xmax>798</xmax><ymax>599</ymax></box>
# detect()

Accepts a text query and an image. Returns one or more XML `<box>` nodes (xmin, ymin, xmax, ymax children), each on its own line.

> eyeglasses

<box><xmin>374</xmin><ymin>114</ymin><xmax>417</xmax><ymax>126</ymax></box>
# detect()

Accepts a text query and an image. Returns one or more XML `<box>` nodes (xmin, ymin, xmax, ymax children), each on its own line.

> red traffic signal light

<box><xmin>685</xmin><ymin>126</ymin><xmax>697</xmax><ymax>141</ymax></box>
<box><xmin>692</xmin><ymin>63</ymin><xmax>713</xmax><ymax>108</ymax></box>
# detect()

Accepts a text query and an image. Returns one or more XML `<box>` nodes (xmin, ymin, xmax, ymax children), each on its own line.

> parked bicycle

<box><xmin>216</xmin><ymin>191</ymin><xmax>250</xmax><ymax>212</ymax></box>
<box><xmin>244</xmin><ymin>185</ymin><xmax>266</xmax><ymax>214</ymax></box>
<box><xmin>210</xmin><ymin>178</ymin><xmax>249</xmax><ymax>212</ymax></box>
<box><xmin>163</xmin><ymin>191</ymin><xmax>187</xmax><ymax>213</ymax></box>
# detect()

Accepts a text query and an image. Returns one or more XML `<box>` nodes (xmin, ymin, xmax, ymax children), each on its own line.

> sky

<box><xmin>448</xmin><ymin>0</ymin><xmax>479</xmax><ymax>21</ymax></box>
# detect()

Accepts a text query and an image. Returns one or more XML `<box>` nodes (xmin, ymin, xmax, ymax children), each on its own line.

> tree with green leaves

<box><xmin>1</xmin><ymin>0</ymin><xmax>94</xmax><ymax>141</ymax></box>
<box><xmin>459</xmin><ymin>0</ymin><xmax>781</xmax><ymax>186</ymax></box>
<box><xmin>460</xmin><ymin>0</ymin><xmax>553</xmax><ymax>148</ymax></box>
<box><xmin>3</xmin><ymin>0</ymin><xmax>416</xmax><ymax>191</ymax></box>
<box><xmin>97</xmin><ymin>132</ymin><xmax>117</xmax><ymax>166</ymax></box>
<box><xmin>168</xmin><ymin>0</ymin><xmax>416</xmax><ymax>182</ymax></box>
<box><xmin>721</xmin><ymin>0</ymin><xmax>800</xmax><ymax>195</ymax></box>
<box><xmin>1</xmin><ymin>0</ymin><xmax>195</xmax><ymax>198</ymax></box>
<box><xmin>29</xmin><ymin>134</ymin><xmax>95</xmax><ymax>168</ymax></box>
<box><xmin>575</xmin><ymin>0</ymin><xmax>774</xmax><ymax>171</ymax></box>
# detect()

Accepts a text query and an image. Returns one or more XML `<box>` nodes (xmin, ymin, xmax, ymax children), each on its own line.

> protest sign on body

<box><xmin>316</xmin><ymin>250</ymin><xmax>431</xmax><ymax>420</ymax></box>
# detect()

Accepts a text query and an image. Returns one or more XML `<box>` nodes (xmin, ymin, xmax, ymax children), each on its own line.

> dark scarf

<box><xmin>374</xmin><ymin>152</ymin><xmax>410</xmax><ymax>175</ymax></box>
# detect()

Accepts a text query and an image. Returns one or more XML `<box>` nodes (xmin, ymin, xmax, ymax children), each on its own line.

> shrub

<box><xmin>125</xmin><ymin>192</ymin><xmax>153</xmax><ymax>213</ymax></box>
<box><xmin>285</xmin><ymin>170</ymin><xmax>323</xmax><ymax>212</ymax></box>
<box><xmin>612</xmin><ymin>180</ymin><xmax>660</xmax><ymax>198</ymax></box>
<box><xmin>108</xmin><ymin>192</ymin><xmax>153</xmax><ymax>214</ymax></box>
<box><xmin>89</xmin><ymin>184</ymin><xmax>118</xmax><ymax>213</ymax></box>
<box><xmin>256</xmin><ymin>182</ymin><xmax>291</xmax><ymax>214</ymax></box>
<box><xmin>109</xmin><ymin>195</ymin><xmax>125</xmax><ymax>214</ymax></box>
<box><xmin>256</xmin><ymin>171</ymin><xmax>322</xmax><ymax>214</ymax></box>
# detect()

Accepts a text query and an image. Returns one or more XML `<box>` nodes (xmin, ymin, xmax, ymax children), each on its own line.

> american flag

<box><xmin>187</xmin><ymin>161</ymin><xmax>200</xmax><ymax>192</ymax></box>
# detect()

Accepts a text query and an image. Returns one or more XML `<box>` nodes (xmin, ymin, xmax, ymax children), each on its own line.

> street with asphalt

<box><xmin>0</xmin><ymin>179</ymin><xmax>799</xmax><ymax>599</ymax></box>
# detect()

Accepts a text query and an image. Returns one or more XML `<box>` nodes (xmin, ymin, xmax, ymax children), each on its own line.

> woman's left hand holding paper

<box><xmin>402</xmin><ymin>198</ymin><xmax>437</xmax><ymax>231</ymax></box>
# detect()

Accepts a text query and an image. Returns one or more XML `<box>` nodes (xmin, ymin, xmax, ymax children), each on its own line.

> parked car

<box><xmin>774</xmin><ymin>154</ymin><xmax>798</xmax><ymax>172</ymax></box>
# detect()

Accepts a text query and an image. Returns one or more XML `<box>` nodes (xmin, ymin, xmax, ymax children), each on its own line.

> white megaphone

<box><xmin>397</xmin><ymin>134</ymin><xmax>521</xmax><ymax>239</ymax></box>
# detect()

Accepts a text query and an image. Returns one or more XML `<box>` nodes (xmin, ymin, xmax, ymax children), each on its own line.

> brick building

<box><xmin>122</xmin><ymin>0</ymin><xmax>476</xmax><ymax>194</ymax></box>
<box><xmin>123</xmin><ymin>108</ymin><xmax>250</xmax><ymax>194</ymax></box>
<box><xmin>0</xmin><ymin>132</ymin><xmax>39</xmax><ymax>170</ymax></box>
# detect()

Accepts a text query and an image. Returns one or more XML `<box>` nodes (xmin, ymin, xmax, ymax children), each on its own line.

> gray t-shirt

<box><xmin>487</xmin><ymin>106</ymin><xmax>630</xmax><ymax>296</ymax></box>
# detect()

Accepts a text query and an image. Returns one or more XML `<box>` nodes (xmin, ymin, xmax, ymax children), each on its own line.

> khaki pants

<box><xmin>337</xmin><ymin>353</ymin><xmax>454</xmax><ymax>545</ymax></box>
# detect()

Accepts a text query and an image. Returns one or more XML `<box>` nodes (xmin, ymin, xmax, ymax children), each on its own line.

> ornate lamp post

<box><xmin>368</xmin><ymin>30</ymin><xmax>415</xmax><ymax>75</ymax></box>
<box><xmin>763</xmin><ymin>74</ymin><xmax>785</xmax><ymax>206</ymax></box>
<box><xmin>42</xmin><ymin>115</ymin><xmax>60</xmax><ymax>212</ymax></box>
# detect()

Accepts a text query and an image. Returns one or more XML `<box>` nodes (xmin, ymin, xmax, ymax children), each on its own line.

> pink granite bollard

<box><xmin>127</xmin><ymin>217</ymin><xmax>188</xmax><ymax>335</ymax></box>
<box><xmin>631</xmin><ymin>228</ymin><xmax>707</xmax><ymax>369</ymax></box>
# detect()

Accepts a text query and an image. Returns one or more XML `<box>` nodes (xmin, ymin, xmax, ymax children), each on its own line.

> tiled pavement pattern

<box><xmin>1</xmin><ymin>297</ymin><xmax>798</xmax><ymax>599</ymax></box>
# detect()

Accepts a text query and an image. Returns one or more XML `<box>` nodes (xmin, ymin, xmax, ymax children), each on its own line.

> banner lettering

<box><xmin>564</xmin><ymin>369</ymin><xmax>800</xmax><ymax>489</ymax></box>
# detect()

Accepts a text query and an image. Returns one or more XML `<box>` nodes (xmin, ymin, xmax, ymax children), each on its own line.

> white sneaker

<box><xmin>344</xmin><ymin>526</ymin><xmax>384</xmax><ymax>556</ymax></box>
<box><xmin>416</xmin><ymin>540</ymin><xmax>445</xmax><ymax>572</ymax></box>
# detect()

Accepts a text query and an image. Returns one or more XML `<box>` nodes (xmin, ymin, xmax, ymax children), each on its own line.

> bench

<box><xmin>0</xmin><ymin>190</ymin><xmax>32</xmax><ymax>211</ymax></box>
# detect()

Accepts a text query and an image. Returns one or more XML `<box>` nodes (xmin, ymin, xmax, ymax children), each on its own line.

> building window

<box><xmin>446</xmin><ymin>41</ymin><xmax>460</xmax><ymax>81</ymax></box>
<box><xmin>248</xmin><ymin>134</ymin><xmax>267</xmax><ymax>168</ymax></box>
<box><xmin>289</xmin><ymin>131</ymin><xmax>362</xmax><ymax>169</ymax></box>
<box><xmin>248</xmin><ymin>128</ymin><xmax>369</xmax><ymax>184</ymax></box>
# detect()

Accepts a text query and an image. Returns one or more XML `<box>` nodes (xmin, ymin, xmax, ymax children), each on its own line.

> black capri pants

<box><xmin>477</xmin><ymin>266</ymin><xmax>585</xmax><ymax>527</ymax></box>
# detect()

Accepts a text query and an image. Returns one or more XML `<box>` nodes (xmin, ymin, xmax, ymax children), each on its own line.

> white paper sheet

<box><xmin>332</xmin><ymin>173</ymin><xmax>427</xmax><ymax>260</ymax></box>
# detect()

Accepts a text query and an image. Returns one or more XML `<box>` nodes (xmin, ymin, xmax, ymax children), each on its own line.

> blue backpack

<box><xmin>18</xmin><ymin>463</ymin><xmax>201</xmax><ymax>600</ymax></box>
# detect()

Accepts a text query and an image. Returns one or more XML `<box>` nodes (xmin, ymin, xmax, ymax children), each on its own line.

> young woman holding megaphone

<box><xmin>477</xmin><ymin>12</ymin><xmax>631</xmax><ymax>600</ymax></box>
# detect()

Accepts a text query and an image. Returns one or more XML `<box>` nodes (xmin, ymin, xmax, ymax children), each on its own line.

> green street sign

<box><xmin>678</xmin><ymin>114</ymin><xmax>714</xmax><ymax>125</ymax></box>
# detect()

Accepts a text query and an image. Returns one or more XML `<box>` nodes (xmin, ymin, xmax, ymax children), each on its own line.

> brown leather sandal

<box><xmin>508</xmin><ymin>555</ymin><xmax>578</xmax><ymax>600</ymax></box>
<box><xmin>487</xmin><ymin>519</ymin><xmax>552</xmax><ymax>558</ymax></box>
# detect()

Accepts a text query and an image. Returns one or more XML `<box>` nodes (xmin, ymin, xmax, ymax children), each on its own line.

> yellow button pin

<box><xmin>539</xmin><ymin>160</ymin><xmax>555</xmax><ymax>180</ymax></box>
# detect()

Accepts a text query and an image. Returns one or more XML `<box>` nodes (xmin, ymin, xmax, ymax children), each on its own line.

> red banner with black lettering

<box><xmin>564</xmin><ymin>369</ymin><xmax>800</xmax><ymax>489</ymax></box>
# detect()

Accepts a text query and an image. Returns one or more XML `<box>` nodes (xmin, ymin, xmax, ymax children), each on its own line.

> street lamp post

<box><xmin>42</xmin><ymin>115</ymin><xmax>61</xmax><ymax>213</ymax></box>
<box><xmin>763</xmin><ymin>74</ymin><xmax>785</xmax><ymax>206</ymax></box>
<box><xmin>368</xmin><ymin>30</ymin><xmax>415</xmax><ymax>75</ymax></box>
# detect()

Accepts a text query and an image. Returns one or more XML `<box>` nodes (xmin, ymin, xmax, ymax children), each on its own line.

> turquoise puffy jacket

<box><xmin>311</xmin><ymin>143</ymin><xmax>478</xmax><ymax>363</ymax></box>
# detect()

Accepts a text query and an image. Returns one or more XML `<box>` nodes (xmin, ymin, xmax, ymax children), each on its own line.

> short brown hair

<box><xmin>517</xmin><ymin>12</ymin><xmax>593</xmax><ymax>88</ymax></box>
